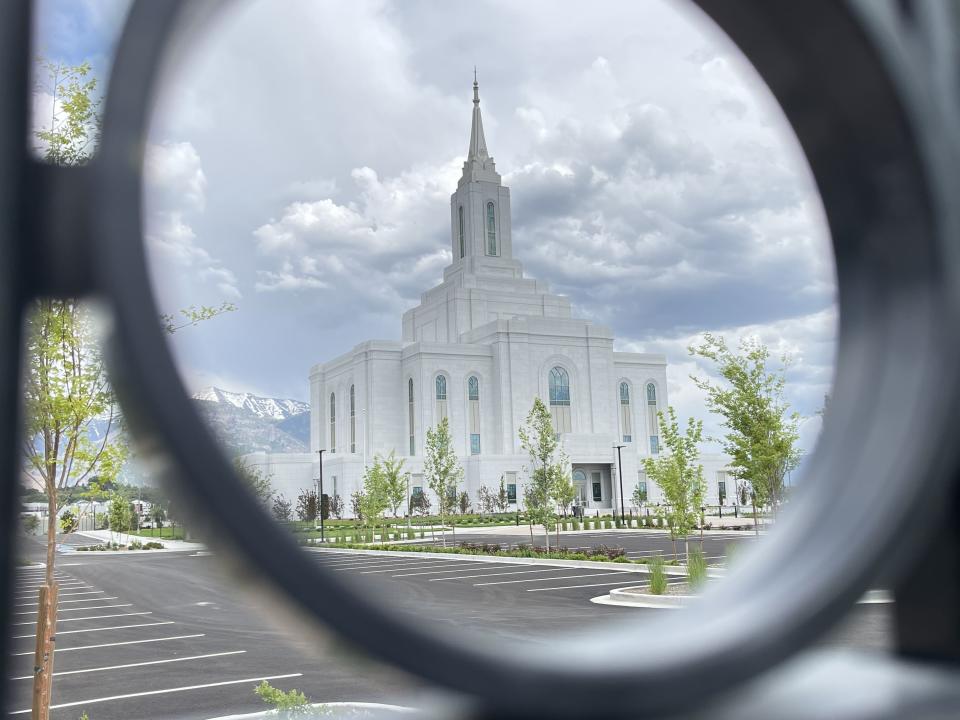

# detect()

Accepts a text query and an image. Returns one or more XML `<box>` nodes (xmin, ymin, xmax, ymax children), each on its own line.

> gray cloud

<box><xmin>128</xmin><ymin>0</ymin><xmax>837</xmax><ymax>425</ymax></box>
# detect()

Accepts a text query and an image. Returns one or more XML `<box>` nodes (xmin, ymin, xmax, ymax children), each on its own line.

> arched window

<box><xmin>329</xmin><ymin>392</ymin><xmax>336</xmax><ymax>453</ymax></box>
<box><xmin>620</xmin><ymin>382</ymin><xmax>632</xmax><ymax>443</ymax></box>
<box><xmin>435</xmin><ymin>375</ymin><xmax>448</xmax><ymax>423</ymax></box>
<box><xmin>486</xmin><ymin>201</ymin><xmax>497</xmax><ymax>256</ymax></box>
<box><xmin>349</xmin><ymin>385</ymin><xmax>356</xmax><ymax>454</ymax></box>
<box><xmin>549</xmin><ymin>366</ymin><xmax>571</xmax><ymax>435</ymax></box>
<box><xmin>646</xmin><ymin>382</ymin><xmax>659</xmax><ymax>454</ymax></box>
<box><xmin>458</xmin><ymin>206</ymin><xmax>465</xmax><ymax>259</ymax></box>
<box><xmin>467</xmin><ymin>376</ymin><xmax>480</xmax><ymax>454</ymax></box>
<box><xmin>408</xmin><ymin>379</ymin><xmax>415</xmax><ymax>456</ymax></box>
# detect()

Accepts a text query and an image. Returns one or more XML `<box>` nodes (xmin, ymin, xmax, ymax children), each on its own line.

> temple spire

<box><xmin>461</xmin><ymin>71</ymin><xmax>498</xmax><ymax>186</ymax></box>
<box><xmin>468</xmin><ymin>73</ymin><xmax>489</xmax><ymax>161</ymax></box>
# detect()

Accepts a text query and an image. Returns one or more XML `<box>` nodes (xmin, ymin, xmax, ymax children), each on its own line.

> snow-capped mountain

<box><xmin>192</xmin><ymin>387</ymin><xmax>309</xmax><ymax>421</ymax></box>
<box><xmin>192</xmin><ymin>387</ymin><xmax>310</xmax><ymax>456</ymax></box>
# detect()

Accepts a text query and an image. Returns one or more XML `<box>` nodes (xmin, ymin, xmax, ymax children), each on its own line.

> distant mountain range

<box><xmin>191</xmin><ymin>387</ymin><xmax>310</xmax><ymax>456</ymax></box>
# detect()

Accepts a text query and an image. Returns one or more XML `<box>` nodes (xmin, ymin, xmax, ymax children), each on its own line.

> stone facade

<box><xmin>246</xmin><ymin>80</ymin><xmax>732</xmax><ymax>517</ymax></box>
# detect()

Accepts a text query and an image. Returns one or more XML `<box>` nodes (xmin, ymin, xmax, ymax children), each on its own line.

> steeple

<box><xmin>460</xmin><ymin>72</ymin><xmax>499</xmax><ymax>186</ymax></box>
<box><xmin>468</xmin><ymin>71</ymin><xmax>489</xmax><ymax>161</ymax></box>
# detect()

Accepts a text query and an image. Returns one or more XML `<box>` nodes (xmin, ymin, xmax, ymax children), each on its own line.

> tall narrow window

<box><xmin>408</xmin><ymin>379</ymin><xmax>415</xmax><ymax>456</ymax></box>
<box><xmin>549</xmin><ymin>366</ymin><xmax>571</xmax><ymax>435</ymax></box>
<box><xmin>468</xmin><ymin>375</ymin><xmax>480</xmax><ymax>454</ymax></box>
<box><xmin>637</xmin><ymin>471</ymin><xmax>648</xmax><ymax>503</ymax></box>
<box><xmin>619</xmin><ymin>381</ymin><xmax>632</xmax><ymax>443</ymax></box>
<box><xmin>349</xmin><ymin>385</ymin><xmax>356</xmax><ymax>454</ymax></box>
<box><xmin>458</xmin><ymin>206</ymin><xmax>465</xmax><ymax>259</ymax></box>
<box><xmin>435</xmin><ymin>375</ymin><xmax>448</xmax><ymax>423</ymax></box>
<box><xmin>647</xmin><ymin>382</ymin><xmax>659</xmax><ymax>454</ymax></box>
<box><xmin>329</xmin><ymin>392</ymin><xmax>336</xmax><ymax>453</ymax></box>
<box><xmin>486</xmin><ymin>201</ymin><xmax>497</xmax><ymax>255</ymax></box>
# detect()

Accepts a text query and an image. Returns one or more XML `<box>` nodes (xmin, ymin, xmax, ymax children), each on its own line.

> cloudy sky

<box><xmin>35</xmin><ymin>0</ymin><xmax>837</xmax><ymax>458</ymax></box>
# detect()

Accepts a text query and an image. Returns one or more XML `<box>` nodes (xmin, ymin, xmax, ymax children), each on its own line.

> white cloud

<box><xmin>135</xmin><ymin>0</ymin><xmax>837</xmax><ymax>406</ymax></box>
<box><xmin>144</xmin><ymin>140</ymin><xmax>241</xmax><ymax>303</ymax></box>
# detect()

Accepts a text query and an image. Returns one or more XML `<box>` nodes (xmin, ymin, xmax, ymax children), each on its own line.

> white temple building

<box><xmin>244</xmin><ymin>80</ymin><xmax>732</xmax><ymax>516</ymax></box>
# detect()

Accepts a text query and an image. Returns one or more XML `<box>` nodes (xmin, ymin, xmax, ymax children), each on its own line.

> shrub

<box><xmin>687</xmin><ymin>547</ymin><xmax>708</xmax><ymax>590</ymax></box>
<box><xmin>407</xmin><ymin>528</ymin><xmax>415</xmax><ymax>540</ymax></box>
<box><xmin>254</xmin><ymin>680</ymin><xmax>309</xmax><ymax>716</ymax></box>
<box><xmin>649</xmin><ymin>555</ymin><xmax>667</xmax><ymax>595</ymax></box>
<box><xmin>572</xmin><ymin>519</ymin><xmax>580</xmax><ymax>531</ymax></box>
<box><xmin>604</xmin><ymin>518</ymin><xmax>612</xmax><ymax>529</ymax></box>
<box><xmin>144</xmin><ymin>542</ymin><xmax>164</xmax><ymax>549</ymax></box>
<box><xmin>128</xmin><ymin>540</ymin><xmax>143</xmax><ymax>550</ymax></box>
<box><xmin>615</xmin><ymin>518</ymin><xmax>622</xmax><ymax>529</ymax></box>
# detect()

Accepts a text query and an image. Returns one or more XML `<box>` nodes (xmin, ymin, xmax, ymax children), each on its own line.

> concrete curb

<box><xmin>308</xmin><ymin>546</ymin><xmax>726</xmax><ymax>578</ymax></box>
<box><xmin>207</xmin><ymin>701</ymin><xmax>417</xmax><ymax>719</ymax></box>
<box><xmin>592</xmin><ymin>587</ymin><xmax>894</xmax><ymax>609</ymax></box>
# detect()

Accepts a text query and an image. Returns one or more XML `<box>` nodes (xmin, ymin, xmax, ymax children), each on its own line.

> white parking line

<box><xmin>14</xmin><ymin>596</ymin><xmax>119</xmax><ymax>608</ymax></box>
<box><xmin>430</xmin><ymin>567</ymin><xmax>570</xmax><ymax>582</ymax></box>
<box><xmin>332</xmin><ymin>560</ymin><xmax>456</xmax><ymax>571</ymax></box>
<box><xmin>391</xmin><ymin>564</ymin><xmax>521</xmax><ymax>578</ymax></box>
<box><xmin>12</xmin><ymin>621</ymin><xmax>174</xmax><ymax>639</ymax></box>
<box><xmin>16</xmin><ymin>581</ymin><xmax>86</xmax><ymax>589</ymax></box>
<box><xmin>10</xmin><ymin>633</ymin><xmax>205</xmax><ymax>656</ymax></box>
<box><xmin>14</xmin><ymin>586</ymin><xmax>91</xmax><ymax>598</ymax></box>
<box><xmin>474</xmin><ymin>571</ymin><xmax>633</xmax><ymax>587</ymax></box>
<box><xmin>13</xmin><ymin>611</ymin><xmax>152</xmax><ymax>626</ymax></box>
<box><xmin>358</xmin><ymin>561</ymin><xmax>491</xmax><ymax>575</ymax></box>
<box><xmin>527</xmin><ymin>579</ymin><xmax>660</xmax><ymax>592</ymax></box>
<box><xmin>9</xmin><ymin>650</ymin><xmax>247</xmax><ymax>681</ymax></box>
<box><xmin>8</xmin><ymin>673</ymin><xmax>304</xmax><ymax>714</ymax></box>
<box><xmin>13</xmin><ymin>604</ymin><xmax>132</xmax><ymax>616</ymax></box>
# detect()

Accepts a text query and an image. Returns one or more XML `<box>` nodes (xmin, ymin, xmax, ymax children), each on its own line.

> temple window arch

<box><xmin>646</xmin><ymin>382</ymin><xmax>660</xmax><ymax>454</ymax></box>
<box><xmin>458</xmin><ymin>205</ymin><xmax>465</xmax><ymax>258</ymax></box>
<box><xmin>619</xmin><ymin>381</ymin><xmax>632</xmax><ymax>443</ymax></box>
<box><xmin>435</xmin><ymin>374</ymin><xmax>448</xmax><ymax>423</ymax></box>
<box><xmin>408</xmin><ymin>379</ymin><xmax>415</xmax><ymax>456</ymax></box>
<box><xmin>467</xmin><ymin>375</ymin><xmax>480</xmax><ymax>454</ymax></box>
<box><xmin>349</xmin><ymin>384</ymin><xmax>356</xmax><ymax>454</ymax></box>
<box><xmin>548</xmin><ymin>366</ymin><xmax>572</xmax><ymax>435</ymax></box>
<box><xmin>329</xmin><ymin>392</ymin><xmax>336</xmax><ymax>453</ymax></box>
<box><xmin>486</xmin><ymin>201</ymin><xmax>497</xmax><ymax>256</ymax></box>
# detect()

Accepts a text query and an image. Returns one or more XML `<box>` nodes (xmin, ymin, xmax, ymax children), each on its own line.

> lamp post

<box><xmin>315</xmin><ymin>449</ymin><xmax>326</xmax><ymax>543</ymax></box>
<box><xmin>613</xmin><ymin>444</ymin><xmax>627</xmax><ymax>524</ymax></box>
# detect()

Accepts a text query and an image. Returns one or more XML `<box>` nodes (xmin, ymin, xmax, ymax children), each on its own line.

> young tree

<box><xmin>642</xmin><ymin>406</ymin><xmax>705</xmax><ymax>562</ymax></box>
<box><xmin>296</xmin><ymin>489</ymin><xmax>318</xmax><ymax>522</ymax></box>
<box><xmin>379</xmin><ymin>451</ymin><xmax>409</xmax><ymax>517</ymax></box>
<box><xmin>689</xmin><ymin>333</ymin><xmax>801</xmax><ymax>532</ymax></box>
<box><xmin>271</xmin><ymin>494</ymin><xmax>293</xmax><ymax>522</ymax></box>
<box><xmin>424</xmin><ymin>417</ymin><xmax>463</xmax><ymax>547</ymax></box>
<box><xmin>361</xmin><ymin>458</ymin><xmax>391</xmax><ymax>541</ymax></box>
<box><xmin>410</xmin><ymin>489</ymin><xmax>432</xmax><ymax>517</ymax></box>
<box><xmin>631</xmin><ymin>482</ymin><xmax>648</xmax><ymax>507</ymax></box>
<box><xmin>234</xmin><ymin>459</ymin><xmax>274</xmax><ymax>507</ymax></box>
<box><xmin>457</xmin><ymin>490</ymin><xmax>471</xmax><ymax>515</ymax></box>
<box><xmin>108</xmin><ymin>492</ymin><xmax>131</xmax><ymax>544</ymax></box>
<box><xmin>59</xmin><ymin>510</ymin><xmax>78</xmax><ymax>534</ymax></box>
<box><xmin>151</xmin><ymin>505</ymin><xmax>166</xmax><ymax>537</ymax></box>
<box><xmin>518</xmin><ymin>397</ymin><xmax>570</xmax><ymax>551</ymax></box>
<box><xmin>350</xmin><ymin>491</ymin><xmax>366</xmax><ymax>522</ymax></box>
<box><xmin>330</xmin><ymin>493</ymin><xmax>344</xmax><ymax>520</ymax></box>
<box><xmin>477</xmin><ymin>485</ymin><xmax>495</xmax><ymax>516</ymax></box>
<box><xmin>496</xmin><ymin>476</ymin><xmax>510</xmax><ymax>513</ymax></box>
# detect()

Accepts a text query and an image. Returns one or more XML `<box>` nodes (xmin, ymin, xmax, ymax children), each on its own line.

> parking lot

<box><xmin>8</xmin><ymin>533</ymin><xmax>891</xmax><ymax>719</ymax></box>
<box><xmin>396</xmin><ymin>528</ymin><xmax>754</xmax><ymax>566</ymax></box>
<box><xmin>7</xmin><ymin>547</ymin><xmax>409</xmax><ymax>720</ymax></box>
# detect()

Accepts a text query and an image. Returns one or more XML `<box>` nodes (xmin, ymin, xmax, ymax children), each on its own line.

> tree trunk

<box><xmin>45</xmin><ymin>489</ymin><xmax>56</xmax><ymax>586</ymax></box>
<box><xmin>544</xmin><ymin>524</ymin><xmax>550</xmax><ymax>552</ymax></box>
<box><xmin>752</xmin><ymin>500</ymin><xmax>760</xmax><ymax>537</ymax></box>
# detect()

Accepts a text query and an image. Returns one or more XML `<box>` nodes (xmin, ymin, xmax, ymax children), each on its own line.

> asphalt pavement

<box><xmin>6</xmin><ymin>534</ymin><xmax>893</xmax><ymax>719</ymax></box>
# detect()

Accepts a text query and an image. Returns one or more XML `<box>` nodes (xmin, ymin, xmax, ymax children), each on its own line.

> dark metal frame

<box><xmin>2</xmin><ymin>0</ymin><xmax>960</xmax><ymax>717</ymax></box>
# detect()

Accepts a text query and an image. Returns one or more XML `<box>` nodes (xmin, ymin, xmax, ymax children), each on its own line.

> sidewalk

<box><xmin>73</xmin><ymin>529</ymin><xmax>204</xmax><ymax>553</ymax></box>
